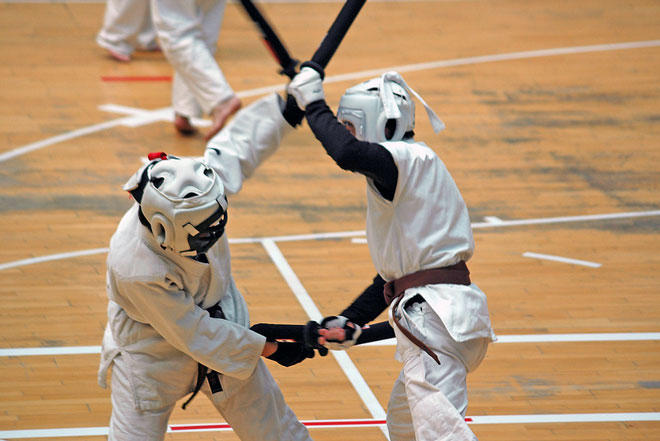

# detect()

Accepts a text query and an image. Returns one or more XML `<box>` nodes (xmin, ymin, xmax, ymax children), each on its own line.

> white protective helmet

<box><xmin>337</xmin><ymin>71</ymin><xmax>445</xmax><ymax>143</ymax></box>
<box><xmin>123</xmin><ymin>153</ymin><xmax>228</xmax><ymax>257</ymax></box>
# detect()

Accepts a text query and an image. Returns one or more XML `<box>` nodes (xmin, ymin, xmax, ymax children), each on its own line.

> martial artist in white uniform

<box><xmin>288</xmin><ymin>65</ymin><xmax>496</xmax><ymax>441</ymax></box>
<box><xmin>98</xmin><ymin>93</ymin><xmax>313</xmax><ymax>440</ymax></box>
<box><xmin>97</xmin><ymin>0</ymin><xmax>158</xmax><ymax>62</ymax></box>
<box><xmin>150</xmin><ymin>0</ymin><xmax>241</xmax><ymax>140</ymax></box>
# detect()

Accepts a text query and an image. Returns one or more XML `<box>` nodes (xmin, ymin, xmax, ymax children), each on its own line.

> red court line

<box><xmin>101</xmin><ymin>76</ymin><xmax>172</xmax><ymax>82</ymax></box>
<box><xmin>170</xmin><ymin>419</ymin><xmax>389</xmax><ymax>432</ymax></box>
<box><xmin>303</xmin><ymin>419</ymin><xmax>388</xmax><ymax>427</ymax></box>
<box><xmin>170</xmin><ymin>423</ymin><xmax>231</xmax><ymax>431</ymax></box>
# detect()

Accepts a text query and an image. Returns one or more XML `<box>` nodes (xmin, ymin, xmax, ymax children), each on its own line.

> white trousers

<box><xmin>96</xmin><ymin>0</ymin><xmax>157</xmax><ymax>56</ymax></box>
<box><xmin>150</xmin><ymin>0</ymin><xmax>235</xmax><ymax>118</ymax></box>
<box><xmin>108</xmin><ymin>355</ymin><xmax>312</xmax><ymax>441</ymax></box>
<box><xmin>387</xmin><ymin>300</ymin><xmax>489</xmax><ymax>441</ymax></box>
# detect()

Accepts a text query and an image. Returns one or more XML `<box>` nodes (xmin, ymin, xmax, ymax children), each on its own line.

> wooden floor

<box><xmin>1</xmin><ymin>0</ymin><xmax>659</xmax><ymax>440</ymax></box>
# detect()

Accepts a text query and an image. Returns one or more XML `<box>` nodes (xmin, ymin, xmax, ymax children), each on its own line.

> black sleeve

<box><xmin>339</xmin><ymin>274</ymin><xmax>389</xmax><ymax>327</ymax></box>
<box><xmin>305</xmin><ymin>100</ymin><xmax>398</xmax><ymax>201</ymax></box>
<box><xmin>357</xmin><ymin>321</ymin><xmax>395</xmax><ymax>343</ymax></box>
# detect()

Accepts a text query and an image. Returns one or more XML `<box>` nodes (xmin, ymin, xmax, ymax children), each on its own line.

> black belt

<box><xmin>181</xmin><ymin>303</ymin><xmax>225</xmax><ymax>410</ymax></box>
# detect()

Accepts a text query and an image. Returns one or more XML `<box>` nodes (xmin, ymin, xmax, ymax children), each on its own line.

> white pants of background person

<box><xmin>387</xmin><ymin>299</ymin><xmax>489</xmax><ymax>441</ymax></box>
<box><xmin>150</xmin><ymin>0</ymin><xmax>235</xmax><ymax>121</ymax></box>
<box><xmin>97</xmin><ymin>0</ymin><xmax>158</xmax><ymax>61</ymax></box>
<box><xmin>109</xmin><ymin>355</ymin><xmax>311</xmax><ymax>441</ymax></box>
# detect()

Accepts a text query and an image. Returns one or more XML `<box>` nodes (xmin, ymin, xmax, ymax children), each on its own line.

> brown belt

<box><xmin>383</xmin><ymin>262</ymin><xmax>471</xmax><ymax>365</ymax></box>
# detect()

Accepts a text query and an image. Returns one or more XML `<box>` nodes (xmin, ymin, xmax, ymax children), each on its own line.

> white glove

<box><xmin>287</xmin><ymin>67</ymin><xmax>325</xmax><ymax>110</ymax></box>
<box><xmin>320</xmin><ymin>316</ymin><xmax>362</xmax><ymax>350</ymax></box>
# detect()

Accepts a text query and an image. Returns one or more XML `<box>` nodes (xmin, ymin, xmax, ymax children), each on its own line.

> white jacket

<box><xmin>366</xmin><ymin>139</ymin><xmax>496</xmax><ymax>343</ymax></box>
<box><xmin>98</xmin><ymin>94</ymin><xmax>292</xmax><ymax>410</ymax></box>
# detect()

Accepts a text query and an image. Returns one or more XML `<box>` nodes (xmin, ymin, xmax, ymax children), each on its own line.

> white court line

<box><xmin>471</xmin><ymin>209</ymin><xmax>660</xmax><ymax>229</ymax></box>
<box><xmin>98</xmin><ymin>104</ymin><xmax>211</xmax><ymax>128</ymax></box>
<box><xmin>3</xmin><ymin>332</ymin><xmax>659</xmax><ymax>356</ymax></box>
<box><xmin>260</xmin><ymin>239</ymin><xmax>325</xmax><ymax>321</ymax></box>
<box><xmin>324</xmin><ymin>40</ymin><xmax>660</xmax><ymax>87</ymax></box>
<box><xmin>231</xmin><ymin>229</ymin><xmax>366</xmax><ymax>244</ymax></box>
<box><xmin>0</xmin><ymin>346</ymin><xmax>102</xmax><ymax>357</ymax></box>
<box><xmin>496</xmin><ymin>333</ymin><xmax>660</xmax><ymax>343</ymax></box>
<box><xmin>260</xmin><ymin>239</ymin><xmax>390</xmax><ymax>438</ymax></box>
<box><xmin>0</xmin><ymin>118</ymin><xmax>134</xmax><ymax>163</ymax></box>
<box><xmin>468</xmin><ymin>412</ymin><xmax>660</xmax><ymax>424</ymax></box>
<box><xmin>0</xmin><ymin>248</ymin><xmax>110</xmax><ymax>271</ymax></box>
<box><xmin>523</xmin><ymin>252</ymin><xmax>602</xmax><ymax>268</ymax></box>
<box><xmin>360</xmin><ymin>332</ymin><xmax>660</xmax><ymax>347</ymax></box>
<box><xmin>1</xmin><ymin>209</ymin><xmax>658</xmax><ymax>271</ymax></box>
<box><xmin>0</xmin><ymin>428</ymin><xmax>109</xmax><ymax>440</ymax></box>
<box><xmin>2</xmin><ymin>40</ymin><xmax>659</xmax><ymax>163</ymax></box>
<box><xmin>221</xmin><ymin>209</ymin><xmax>660</xmax><ymax>243</ymax></box>
<box><xmin>1</xmin><ymin>413</ymin><xmax>658</xmax><ymax>439</ymax></box>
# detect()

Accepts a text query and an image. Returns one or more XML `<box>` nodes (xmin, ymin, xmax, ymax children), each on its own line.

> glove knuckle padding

<box><xmin>320</xmin><ymin>315</ymin><xmax>362</xmax><ymax>350</ymax></box>
<box><xmin>287</xmin><ymin>67</ymin><xmax>324</xmax><ymax>109</ymax></box>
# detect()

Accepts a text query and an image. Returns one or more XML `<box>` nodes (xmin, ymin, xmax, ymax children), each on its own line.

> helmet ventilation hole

<box><xmin>151</xmin><ymin>177</ymin><xmax>164</xmax><ymax>188</ymax></box>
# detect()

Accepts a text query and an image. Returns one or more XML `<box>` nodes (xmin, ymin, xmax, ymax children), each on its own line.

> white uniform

<box><xmin>98</xmin><ymin>94</ymin><xmax>312</xmax><ymax>441</ymax></box>
<box><xmin>97</xmin><ymin>0</ymin><xmax>158</xmax><ymax>58</ymax></box>
<box><xmin>150</xmin><ymin>0</ymin><xmax>235</xmax><ymax>119</ymax></box>
<box><xmin>365</xmin><ymin>139</ymin><xmax>496</xmax><ymax>441</ymax></box>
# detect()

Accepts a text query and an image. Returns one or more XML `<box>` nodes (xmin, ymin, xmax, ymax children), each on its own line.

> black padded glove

<box><xmin>281</xmin><ymin>93</ymin><xmax>305</xmax><ymax>127</ymax></box>
<box><xmin>303</xmin><ymin>321</ymin><xmax>329</xmax><ymax>356</ymax></box>
<box><xmin>266</xmin><ymin>341</ymin><xmax>315</xmax><ymax>367</ymax></box>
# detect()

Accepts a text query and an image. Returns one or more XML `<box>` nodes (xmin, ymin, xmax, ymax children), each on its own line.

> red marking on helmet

<box><xmin>148</xmin><ymin>152</ymin><xmax>168</xmax><ymax>161</ymax></box>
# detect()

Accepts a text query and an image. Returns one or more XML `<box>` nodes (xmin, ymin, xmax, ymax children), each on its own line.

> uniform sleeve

<box><xmin>339</xmin><ymin>274</ymin><xmax>389</xmax><ymax>327</ymax></box>
<box><xmin>305</xmin><ymin>100</ymin><xmax>398</xmax><ymax>201</ymax></box>
<box><xmin>204</xmin><ymin>93</ymin><xmax>293</xmax><ymax>195</ymax></box>
<box><xmin>117</xmin><ymin>276</ymin><xmax>266</xmax><ymax>380</ymax></box>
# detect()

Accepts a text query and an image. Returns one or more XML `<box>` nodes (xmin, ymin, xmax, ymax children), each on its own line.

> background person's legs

<box><xmin>97</xmin><ymin>0</ymin><xmax>153</xmax><ymax>61</ymax></box>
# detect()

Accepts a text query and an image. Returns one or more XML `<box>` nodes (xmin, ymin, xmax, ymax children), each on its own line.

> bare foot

<box><xmin>107</xmin><ymin>49</ymin><xmax>130</xmax><ymax>62</ymax></box>
<box><xmin>204</xmin><ymin>96</ymin><xmax>242</xmax><ymax>141</ymax></box>
<box><xmin>174</xmin><ymin>114</ymin><xmax>197</xmax><ymax>136</ymax></box>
